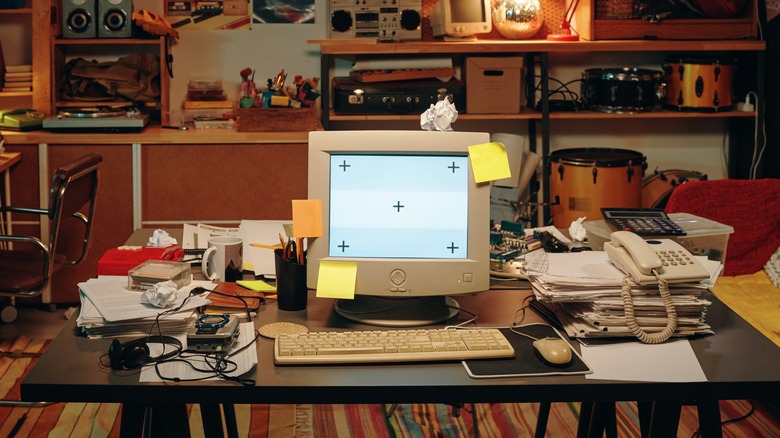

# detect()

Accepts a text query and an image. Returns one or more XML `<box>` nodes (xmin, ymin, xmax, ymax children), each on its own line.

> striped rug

<box><xmin>2</xmin><ymin>337</ymin><xmax>779</xmax><ymax>437</ymax></box>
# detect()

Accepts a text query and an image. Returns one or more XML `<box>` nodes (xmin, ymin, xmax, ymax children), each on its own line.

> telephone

<box><xmin>603</xmin><ymin>231</ymin><xmax>710</xmax><ymax>344</ymax></box>
<box><xmin>0</xmin><ymin>109</ymin><xmax>45</xmax><ymax>131</ymax></box>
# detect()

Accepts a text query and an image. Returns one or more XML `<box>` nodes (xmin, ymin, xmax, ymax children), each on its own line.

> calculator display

<box><xmin>601</xmin><ymin>208</ymin><xmax>687</xmax><ymax>236</ymax></box>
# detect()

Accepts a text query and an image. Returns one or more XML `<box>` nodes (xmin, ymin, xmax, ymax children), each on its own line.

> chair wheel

<box><xmin>1</xmin><ymin>305</ymin><xmax>18</xmax><ymax>324</ymax></box>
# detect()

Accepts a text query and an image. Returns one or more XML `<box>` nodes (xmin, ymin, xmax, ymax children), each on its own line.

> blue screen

<box><xmin>328</xmin><ymin>154</ymin><xmax>469</xmax><ymax>259</ymax></box>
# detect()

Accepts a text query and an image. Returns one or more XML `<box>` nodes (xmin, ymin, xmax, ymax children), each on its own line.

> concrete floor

<box><xmin>0</xmin><ymin>302</ymin><xmax>74</xmax><ymax>340</ymax></box>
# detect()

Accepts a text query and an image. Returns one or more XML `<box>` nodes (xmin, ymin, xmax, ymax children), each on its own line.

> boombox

<box><xmin>62</xmin><ymin>0</ymin><xmax>132</xmax><ymax>38</ymax></box>
<box><xmin>329</xmin><ymin>0</ymin><xmax>422</xmax><ymax>41</ymax></box>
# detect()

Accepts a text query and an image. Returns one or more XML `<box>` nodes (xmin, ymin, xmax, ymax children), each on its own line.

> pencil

<box><xmin>250</xmin><ymin>243</ymin><xmax>281</xmax><ymax>250</ymax></box>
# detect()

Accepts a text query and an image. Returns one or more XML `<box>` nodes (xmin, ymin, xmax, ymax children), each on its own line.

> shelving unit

<box><xmin>51</xmin><ymin>37</ymin><xmax>171</xmax><ymax>122</ymax></box>
<box><xmin>311</xmin><ymin>38</ymin><xmax>766</xmax><ymax>225</ymax></box>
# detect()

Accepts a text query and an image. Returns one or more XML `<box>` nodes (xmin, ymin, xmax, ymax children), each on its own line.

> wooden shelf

<box><xmin>329</xmin><ymin>108</ymin><xmax>542</xmax><ymax>121</ymax></box>
<box><xmin>549</xmin><ymin>109</ymin><xmax>757</xmax><ymax>120</ymax></box>
<box><xmin>311</xmin><ymin>39</ymin><xmax>766</xmax><ymax>56</ymax></box>
<box><xmin>52</xmin><ymin>38</ymin><xmax>165</xmax><ymax>46</ymax></box>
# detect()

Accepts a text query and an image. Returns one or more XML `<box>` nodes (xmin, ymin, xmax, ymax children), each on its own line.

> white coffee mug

<box><xmin>202</xmin><ymin>236</ymin><xmax>243</xmax><ymax>281</ymax></box>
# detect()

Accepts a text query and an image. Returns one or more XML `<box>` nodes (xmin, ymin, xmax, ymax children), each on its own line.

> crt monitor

<box><xmin>431</xmin><ymin>0</ymin><xmax>492</xmax><ymax>39</ymax></box>
<box><xmin>307</xmin><ymin>130</ymin><xmax>491</xmax><ymax>327</ymax></box>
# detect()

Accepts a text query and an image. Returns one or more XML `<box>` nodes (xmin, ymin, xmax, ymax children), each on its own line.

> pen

<box><xmin>250</xmin><ymin>243</ymin><xmax>281</xmax><ymax>250</ymax></box>
<box><xmin>296</xmin><ymin>237</ymin><xmax>304</xmax><ymax>265</ymax></box>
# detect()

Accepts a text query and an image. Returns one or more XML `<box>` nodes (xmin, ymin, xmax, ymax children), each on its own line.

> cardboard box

<box><xmin>465</xmin><ymin>57</ymin><xmax>523</xmax><ymax>114</ymax></box>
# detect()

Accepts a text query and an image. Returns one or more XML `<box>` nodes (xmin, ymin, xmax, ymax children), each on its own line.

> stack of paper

<box><xmin>522</xmin><ymin>250</ymin><xmax>722</xmax><ymax>340</ymax></box>
<box><xmin>77</xmin><ymin>276</ymin><xmax>213</xmax><ymax>339</ymax></box>
<box><xmin>2</xmin><ymin>65</ymin><xmax>32</xmax><ymax>92</ymax></box>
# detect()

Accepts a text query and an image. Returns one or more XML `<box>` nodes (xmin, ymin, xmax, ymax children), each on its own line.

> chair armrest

<box><xmin>0</xmin><ymin>206</ymin><xmax>48</xmax><ymax>216</ymax></box>
<box><xmin>65</xmin><ymin>211</ymin><xmax>91</xmax><ymax>266</ymax></box>
<box><xmin>0</xmin><ymin>235</ymin><xmax>52</xmax><ymax>280</ymax></box>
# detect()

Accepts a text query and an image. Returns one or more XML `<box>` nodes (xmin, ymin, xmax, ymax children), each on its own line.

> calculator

<box><xmin>600</xmin><ymin>208</ymin><xmax>687</xmax><ymax>236</ymax></box>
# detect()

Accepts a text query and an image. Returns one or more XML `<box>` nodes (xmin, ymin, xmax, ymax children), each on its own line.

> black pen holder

<box><xmin>274</xmin><ymin>248</ymin><xmax>308</xmax><ymax>311</ymax></box>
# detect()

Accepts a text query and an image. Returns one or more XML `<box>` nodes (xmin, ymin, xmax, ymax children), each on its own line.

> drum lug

<box><xmin>627</xmin><ymin>165</ymin><xmax>634</xmax><ymax>183</ymax></box>
<box><xmin>592</xmin><ymin>168</ymin><xmax>598</xmax><ymax>184</ymax></box>
<box><xmin>714</xmin><ymin>65</ymin><xmax>721</xmax><ymax>82</ymax></box>
<box><xmin>695</xmin><ymin>76</ymin><xmax>704</xmax><ymax>97</ymax></box>
<box><xmin>557</xmin><ymin>163</ymin><xmax>564</xmax><ymax>181</ymax></box>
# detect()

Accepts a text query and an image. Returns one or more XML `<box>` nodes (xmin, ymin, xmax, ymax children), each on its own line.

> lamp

<box><xmin>547</xmin><ymin>0</ymin><xmax>580</xmax><ymax>41</ymax></box>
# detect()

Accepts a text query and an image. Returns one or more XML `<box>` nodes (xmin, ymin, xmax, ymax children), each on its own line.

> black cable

<box><xmin>690</xmin><ymin>400</ymin><xmax>755</xmax><ymax>438</ymax></box>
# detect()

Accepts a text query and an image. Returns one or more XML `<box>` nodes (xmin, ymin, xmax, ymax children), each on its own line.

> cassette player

<box><xmin>328</xmin><ymin>0</ymin><xmax>421</xmax><ymax>41</ymax></box>
<box><xmin>187</xmin><ymin>314</ymin><xmax>240</xmax><ymax>353</ymax></box>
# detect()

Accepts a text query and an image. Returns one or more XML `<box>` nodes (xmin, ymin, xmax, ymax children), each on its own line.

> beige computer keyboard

<box><xmin>274</xmin><ymin>328</ymin><xmax>515</xmax><ymax>365</ymax></box>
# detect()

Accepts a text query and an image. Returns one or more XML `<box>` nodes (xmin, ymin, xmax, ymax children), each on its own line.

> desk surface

<box><xmin>0</xmin><ymin>152</ymin><xmax>21</xmax><ymax>171</ymax></box>
<box><xmin>21</xmin><ymin>283</ymin><xmax>780</xmax><ymax>406</ymax></box>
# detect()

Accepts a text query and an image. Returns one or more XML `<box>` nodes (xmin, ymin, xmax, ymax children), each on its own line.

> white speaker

<box><xmin>97</xmin><ymin>0</ymin><xmax>132</xmax><ymax>38</ymax></box>
<box><xmin>62</xmin><ymin>0</ymin><xmax>96</xmax><ymax>39</ymax></box>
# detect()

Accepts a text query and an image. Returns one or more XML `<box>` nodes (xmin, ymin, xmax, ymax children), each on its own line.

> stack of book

<box><xmin>522</xmin><ymin>250</ymin><xmax>722</xmax><ymax>340</ymax></box>
<box><xmin>2</xmin><ymin>64</ymin><xmax>32</xmax><ymax>92</ymax></box>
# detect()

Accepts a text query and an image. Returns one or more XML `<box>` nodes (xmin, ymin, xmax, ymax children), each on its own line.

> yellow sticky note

<box><xmin>292</xmin><ymin>199</ymin><xmax>323</xmax><ymax>238</ymax></box>
<box><xmin>468</xmin><ymin>142</ymin><xmax>512</xmax><ymax>184</ymax></box>
<box><xmin>237</xmin><ymin>279</ymin><xmax>276</xmax><ymax>293</ymax></box>
<box><xmin>315</xmin><ymin>261</ymin><xmax>357</xmax><ymax>299</ymax></box>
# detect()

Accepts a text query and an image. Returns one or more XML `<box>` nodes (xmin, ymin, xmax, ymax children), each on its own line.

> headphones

<box><xmin>108</xmin><ymin>335</ymin><xmax>183</xmax><ymax>370</ymax></box>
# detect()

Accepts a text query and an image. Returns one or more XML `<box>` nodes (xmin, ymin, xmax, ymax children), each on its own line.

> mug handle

<box><xmin>201</xmin><ymin>247</ymin><xmax>219</xmax><ymax>281</ymax></box>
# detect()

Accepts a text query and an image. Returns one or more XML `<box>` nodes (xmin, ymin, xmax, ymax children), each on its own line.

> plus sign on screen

<box><xmin>329</xmin><ymin>154</ymin><xmax>469</xmax><ymax>259</ymax></box>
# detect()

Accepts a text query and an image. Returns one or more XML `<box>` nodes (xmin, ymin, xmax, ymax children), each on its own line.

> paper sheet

<box><xmin>140</xmin><ymin>322</ymin><xmax>258</xmax><ymax>382</ymax></box>
<box><xmin>238</xmin><ymin>220</ymin><xmax>291</xmax><ymax>277</ymax></box>
<box><xmin>582</xmin><ymin>339</ymin><xmax>707</xmax><ymax>382</ymax></box>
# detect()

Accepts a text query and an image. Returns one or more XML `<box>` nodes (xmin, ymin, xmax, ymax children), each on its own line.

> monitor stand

<box><xmin>334</xmin><ymin>296</ymin><xmax>460</xmax><ymax>328</ymax></box>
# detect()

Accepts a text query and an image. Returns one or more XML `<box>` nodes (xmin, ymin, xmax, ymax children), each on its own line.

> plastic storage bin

<box><xmin>583</xmin><ymin>212</ymin><xmax>734</xmax><ymax>263</ymax></box>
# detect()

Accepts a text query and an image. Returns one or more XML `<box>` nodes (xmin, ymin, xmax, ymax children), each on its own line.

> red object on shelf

<box><xmin>97</xmin><ymin>246</ymin><xmax>177</xmax><ymax>276</ymax></box>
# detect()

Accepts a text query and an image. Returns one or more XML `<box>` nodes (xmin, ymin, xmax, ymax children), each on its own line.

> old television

<box><xmin>307</xmin><ymin>130</ymin><xmax>491</xmax><ymax>327</ymax></box>
<box><xmin>431</xmin><ymin>0</ymin><xmax>492</xmax><ymax>39</ymax></box>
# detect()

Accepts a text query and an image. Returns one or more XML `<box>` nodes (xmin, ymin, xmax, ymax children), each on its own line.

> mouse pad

<box><xmin>463</xmin><ymin>324</ymin><xmax>592</xmax><ymax>378</ymax></box>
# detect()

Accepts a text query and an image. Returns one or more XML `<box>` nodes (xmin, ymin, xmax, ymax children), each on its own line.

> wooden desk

<box><xmin>0</xmin><ymin>151</ymin><xmax>21</xmax><ymax>239</ymax></box>
<box><xmin>20</xmin><ymin>284</ymin><xmax>780</xmax><ymax>434</ymax></box>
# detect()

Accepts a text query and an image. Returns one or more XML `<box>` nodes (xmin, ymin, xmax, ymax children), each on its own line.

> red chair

<box><xmin>0</xmin><ymin>154</ymin><xmax>102</xmax><ymax>323</ymax></box>
<box><xmin>664</xmin><ymin>178</ymin><xmax>780</xmax><ymax>276</ymax></box>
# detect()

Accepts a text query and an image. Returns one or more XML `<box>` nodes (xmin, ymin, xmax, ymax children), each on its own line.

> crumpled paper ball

<box><xmin>568</xmin><ymin>216</ymin><xmax>588</xmax><ymax>242</ymax></box>
<box><xmin>142</xmin><ymin>280</ymin><xmax>179</xmax><ymax>308</ymax></box>
<box><xmin>148</xmin><ymin>229</ymin><xmax>178</xmax><ymax>247</ymax></box>
<box><xmin>421</xmin><ymin>99</ymin><xmax>458</xmax><ymax>132</ymax></box>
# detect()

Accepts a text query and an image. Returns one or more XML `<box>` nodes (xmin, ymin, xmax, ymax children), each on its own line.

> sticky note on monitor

<box><xmin>292</xmin><ymin>199</ymin><xmax>323</xmax><ymax>237</ymax></box>
<box><xmin>315</xmin><ymin>261</ymin><xmax>357</xmax><ymax>299</ymax></box>
<box><xmin>468</xmin><ymin>142</ymin><xmax>512</xmax><ymax>184</ymax></box>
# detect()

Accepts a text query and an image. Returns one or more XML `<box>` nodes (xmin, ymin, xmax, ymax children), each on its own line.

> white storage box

<box><xmin>583</xmin><ymin>212</ymin><xmax>734</xmax><ymax>263</ymax></box>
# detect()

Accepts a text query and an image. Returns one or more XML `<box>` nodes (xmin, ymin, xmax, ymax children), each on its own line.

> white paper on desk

<box><xmin>79</xmin><ymin>278</ymin><xmax>213</xmax><ymax>322</ymax></box>
<box><xmin>238</xmin><ymin>220</ymin><xmax>291</xmax><ymax>277</ymax></box>
<box><xmin>582</xmin><ymin>339</ymin><xmax>706</xmax><ymax>382</ymax></box>
<box><xmin>139</xmin><ymin>322</ymin><xmax>257</xmax><ymax>382</ymax></box>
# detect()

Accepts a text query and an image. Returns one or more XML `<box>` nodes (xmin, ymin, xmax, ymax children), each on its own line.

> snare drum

<box><xmin>581</xmin><ymin>68</ymin><xmax>665</xmax><ymax>113</ymax></box>
<box><xmin>549</xmin><ymin>148</ymin><xmax>646</xmax><ymax>228</ymax></box>
<box><xmin>642</xmin><ymin>169</ymin><xmax>708</xmax><ymax>209</ymax></box>
<box><xmin>663</xmin><ymin>58</ymin><xmax>735</xmax><ymax>112</ymax></box>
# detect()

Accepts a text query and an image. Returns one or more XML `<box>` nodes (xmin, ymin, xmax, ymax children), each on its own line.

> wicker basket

<box><xmin>596</xmin><ymin>0</ymin><xmax>636</xmax><ymax>19</ymax></box>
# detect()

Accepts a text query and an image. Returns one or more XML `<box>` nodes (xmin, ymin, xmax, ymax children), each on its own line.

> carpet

<box><xmin>2</xmin><ymin>336</ymin><xmax>779</xmax><ymax>437</ymax></box>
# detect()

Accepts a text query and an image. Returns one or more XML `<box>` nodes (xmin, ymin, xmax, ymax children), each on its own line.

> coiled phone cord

<box><xmin>620</xmin><ymin>272</ymin><xmax>677</xmax><ymax>344</ymax></box>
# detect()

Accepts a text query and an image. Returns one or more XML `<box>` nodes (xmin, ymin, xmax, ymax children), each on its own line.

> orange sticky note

<box><xmin>468</xmin><ymin>142</ymin><xmax>512</xmax><ymax>184</ymax></box>
<box><xmin>315</xmin><ymin>261</ymin><xmax>357</xmax><ymax>299</ymax></box>
<box><xmin>292</xmin><ymin>199</ymin><xmax>323</xmax><ymax>238</ymax></box>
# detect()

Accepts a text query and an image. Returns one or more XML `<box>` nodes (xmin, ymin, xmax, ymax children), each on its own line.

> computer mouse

<box><xmin>532</xmin><ymin>337</ymin><xmax>572</xmax><ymax>366</ymax></box>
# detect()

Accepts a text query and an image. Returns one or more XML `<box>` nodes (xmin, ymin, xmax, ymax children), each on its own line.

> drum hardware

<box><xmin>663</xmin><ymin>57</ymin><xmax>735</xmax><ymax>112</ymax></box>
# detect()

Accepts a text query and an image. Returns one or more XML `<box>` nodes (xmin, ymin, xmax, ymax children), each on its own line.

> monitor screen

<box><xmin>307</xmin><ymin>130</ymin><xmax>491</xmax><ymax>326</ymax></box>
<box><xmin>431</xmin><ymin>0</ymin><xmax>492</xmax><ymax>38</ymax></box>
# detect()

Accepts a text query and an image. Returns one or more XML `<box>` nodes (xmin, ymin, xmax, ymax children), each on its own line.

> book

<box><xmin>5</xmin><ymin>76</ymin><xmax>32</xmax><ymax>83</ymax></box>
<box><xmin>5</xmin><ymin>64</ymin><xmax>32</xmax><ymax>73</ymax></box>
<box><xmin>4</xmin><ymin>71</ymin><xmax>33</xmax><ymax>79</ymax></box>
<box><xmin>1</xmin><ymin>86</ymin><xmax>32</xmax><ymax>92</ymax></box>
<box><xmin>3</xmin><ymin>80</ymin><xmax>32</xmax><ymax>87</ymax></box>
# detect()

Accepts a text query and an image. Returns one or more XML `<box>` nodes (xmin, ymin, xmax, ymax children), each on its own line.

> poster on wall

<box><xmin>252</xmin><ymin>0</ymin><xmax>315</xmax><ymax>23</ymax></box>
<box><xmin>164</xmin><ymin>0</ymin><xmax>252</xmax><ymax>30</ymax></box>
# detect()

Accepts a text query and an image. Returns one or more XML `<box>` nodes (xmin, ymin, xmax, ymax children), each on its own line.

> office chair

<box><xmin>0</xmin><ymin>153</ymin><xmax>102</xmax><ymax>324</ymax></box>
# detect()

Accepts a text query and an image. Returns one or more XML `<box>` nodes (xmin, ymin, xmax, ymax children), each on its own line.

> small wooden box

<box><xmin>236</xmin><ymin>107</ymin><xmax>321</xmax><ymax>132</ymax></box>
<box><xmin>573</xmin><ymin>0</ymin><xmax>758</xmax><ymax>41</ymax></box>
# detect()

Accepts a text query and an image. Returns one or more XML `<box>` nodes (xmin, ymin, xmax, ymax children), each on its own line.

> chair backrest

<box><xmin>665</xmin><ymin>178</ymin><xmax>780</xmax><ymax>276</ymax></box>
<box><xmin>47</xmin><ymin>153</ymin><xmax>103</xmax><ymax>268</ymax></box>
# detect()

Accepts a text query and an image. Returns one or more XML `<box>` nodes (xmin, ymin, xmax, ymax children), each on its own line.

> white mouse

<box><xmin>532</xmin><ymin>337</ymin><xmax>572</xmax><ymax>365</ymax></box>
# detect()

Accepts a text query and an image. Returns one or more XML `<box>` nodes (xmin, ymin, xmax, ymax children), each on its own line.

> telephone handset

<box><xmin>603</xmin><ymin>231</ymin><xmax>710</xmax><ymax>285</ymax></box>
<box><xmin>603</xmin><ymin>231</ymin><xmax>710</xmax><ymax>344</ymax></box>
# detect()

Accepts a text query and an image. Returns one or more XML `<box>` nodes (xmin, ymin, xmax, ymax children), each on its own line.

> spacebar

<box><xmin>317</xmin><ymin>347</ymin><xmax>387</xmax><ymax>355</ymax></box>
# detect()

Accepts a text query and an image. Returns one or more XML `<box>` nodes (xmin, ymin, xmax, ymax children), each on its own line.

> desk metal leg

<box><xmin>120</xmin><ymin>403</ymin><xmax>190</xmax><ymax>437</ymax></box>
<box><xmin>647</xmin><ymin>401</ymin><xmax>683</xmax><ymax>437</ymax></box>
<box><xmin>535</xmin><ymin>402</ymin><xmax>551</xmax><ymax>438</ymax></box>
<box><xmin>697</xmin><ymin>400</ymin><xmax>723</xmax><ymax>438</ymax></box>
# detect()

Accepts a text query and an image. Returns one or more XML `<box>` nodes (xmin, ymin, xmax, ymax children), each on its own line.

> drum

<box><xmin>642</xmin><ymin>169</ymin><xmax>708</xmax><ymax>209</ymax></box>
<box><xmin>581</xmin><ymin>68</ymin><xmax>665</xmax><ymax>113</ymax></box>
<box><xmin>663</xmin><ymin>58</ymin><xmax>735</xmax><ymax>112</ymax></box>
<box><xmin>549</xmin><ymin>148</ymin><xmax>646</xmax><ymax>228</ymax></box>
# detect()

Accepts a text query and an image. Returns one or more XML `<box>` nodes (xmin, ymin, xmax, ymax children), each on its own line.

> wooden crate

<box><xmin>572</xmin><ymin>0</ymin><xmax>758</xmax><ymax>41</ymax></box>
<box><xmin>236</xmin><ymin>107</ymin><xmax>321</xmax><ymax>132</ymax></box>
